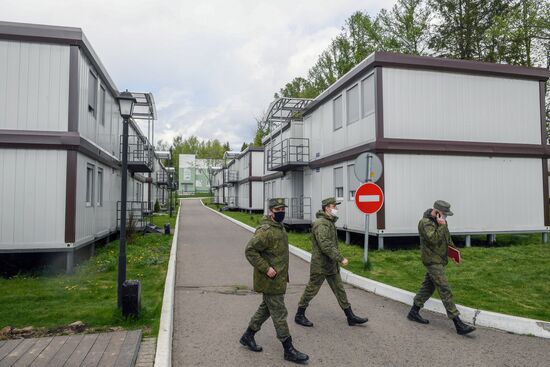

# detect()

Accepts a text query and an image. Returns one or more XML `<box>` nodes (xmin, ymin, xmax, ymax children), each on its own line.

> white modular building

<box><xmin>262</xmin><ymin>98</ymin><xmax>313</xmax><ymax>225</ymax></box>
<box><xmin>295</xmin><ymin>52</ymin><xmax>549</xmax><ymax>247</ymax></box>
<box><xmin>211</xmin><ymin>147</ymin><xmax>265</xmax><ymax>211</ymax></box>
<box><xmin>0</xmin><ymin>21</ymin><xmax>168</xmax><ymax>271</ymax></box>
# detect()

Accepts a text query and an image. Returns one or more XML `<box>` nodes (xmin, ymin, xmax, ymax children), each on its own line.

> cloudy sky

<box><xmin>1</xmin><ymin>0</ymin><xmax>393</xmax><ymax>150</ymax></box>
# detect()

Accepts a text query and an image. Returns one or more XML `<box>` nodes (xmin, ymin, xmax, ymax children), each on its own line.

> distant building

<box><xmin>178</xmin><ymin>154</ymin><xmax>223</xmax><ymax>195</ymax></box>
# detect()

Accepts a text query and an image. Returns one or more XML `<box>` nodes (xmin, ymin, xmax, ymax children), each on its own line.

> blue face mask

<box><xmin>273</xmin><ymin>211</ymin><xmax>285</xmax><ymax>223</ymax></box>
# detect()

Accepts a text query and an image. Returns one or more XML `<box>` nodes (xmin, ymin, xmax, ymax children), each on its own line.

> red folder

<box><xmin>448</xmin><ymin>246</ymin><xmax>461</xmax><ymax>264</ymax></box>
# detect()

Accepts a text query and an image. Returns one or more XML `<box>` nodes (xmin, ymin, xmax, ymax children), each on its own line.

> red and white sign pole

<box><xmin>354</xmin><ymin>156</ymin><xmax>384</xmax><ymax>264</ymax></box>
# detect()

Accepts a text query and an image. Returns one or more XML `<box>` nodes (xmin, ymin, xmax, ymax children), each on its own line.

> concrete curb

<box><xmin>200</xmin><ymin>200</ymin><xmax>550</xmax><ymax>339</ymax></box>
<box><xmin>154</xmin><ymin>204</ymin><xmax>182</xmax><ymax>367</ymax></box>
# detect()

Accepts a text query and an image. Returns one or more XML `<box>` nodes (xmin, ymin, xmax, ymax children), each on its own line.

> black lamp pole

<box><xmin>117</xmin><ymin>90</ymin><xmax>136</xmax><ymax>309</ymax></box>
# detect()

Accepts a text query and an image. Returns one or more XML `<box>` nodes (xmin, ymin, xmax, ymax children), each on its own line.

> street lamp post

<box><xmin>117</xmin><ymin>90</ymin><xmax>136</xmax><ymax>309</ymax></box>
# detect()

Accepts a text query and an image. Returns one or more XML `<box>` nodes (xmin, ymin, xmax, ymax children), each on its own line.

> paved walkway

<box><xmin>0</xmin><ymin>330</ymin><xmax>141</xmax><ymax>367</ymax></box>
<box><xmin>172</xmin><ymin>200</ymin><xmax>550</xmax><ymax>366</ymax></box>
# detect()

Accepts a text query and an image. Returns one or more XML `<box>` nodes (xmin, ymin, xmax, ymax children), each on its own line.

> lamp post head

<box><xmin>118</xmin><ymin>90</ymin><xmax>136</xmax><ymax>120</ymax></box>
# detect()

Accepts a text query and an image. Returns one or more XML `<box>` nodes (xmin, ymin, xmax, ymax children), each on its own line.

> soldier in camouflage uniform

<box><xmin>408</xmin><ymin>200</ymin><xmax>476</xmax><ymax>335</ymax></box>
<box><xmin>294</xmin><ymin>197</ymin><xmax>368</xmax><ymax>327</ymax></box>
<box><xmin>239</xmin><ymin>198</ymin><xmax>309</xmax><ymax>364</ymax></box>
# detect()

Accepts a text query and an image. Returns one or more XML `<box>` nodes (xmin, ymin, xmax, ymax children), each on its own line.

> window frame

<box><xmin>97</xmin><ymin>168</ymin><xmax>104</xmax><ymax>207</ymax></box>
<box><xmin>333</xmin><ymin>94</ymin><xmax>343</xmax><ymax>131</ymax></box>
<box><xmin>333</xmin><ymin>166</ymin><xmax>344</xmax><ymax>200</ymax></box>
<box><xmin>86</xmin><ymin>164</ymin><xmax>95</xmax><ymax>207</ymax></box>
<box><xmin>346</xmin><ymin>83</ymin><xmax>360</xmax><ymax>125</ymax></box>
<box><xmin>88</xmin><ymin>71</ymin><xmax>98</xmax><ymax>117</ymax></box>
<box><xmin>100</xmin><ymin>85</ymin><xmax>106</xmax><ymax>126</ymax></box>
<box><xmin>361</xmin><ymin>73</ymin><xmax>375</xmax><ymax>118</ymax></box>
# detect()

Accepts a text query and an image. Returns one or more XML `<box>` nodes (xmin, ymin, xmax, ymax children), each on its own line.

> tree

<box><xmin>378</xmin><ymin>0</ymin><xmax>432</xmax><ymax>55</ymax></box>
<box><xmin>428</xmin><ymin>0</ymin><xmax>510</xmax><ymax>61</ymax></box>
<box><xmin>241</xmin><ymin>142</ymin><xmax>249</xmax><ymax>151</ymax></box>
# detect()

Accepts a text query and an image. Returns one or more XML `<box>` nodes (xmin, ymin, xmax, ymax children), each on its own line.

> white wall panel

<box><xmin>383</xmin><ymin>68</ymin><xmax>541</xmax><ymax>144</ymax></box>
<box><xmin>0</xmin><ymin>40</ymin><xmax>69</xmax><ymax>131</ymax></box>
<box><xmin>305</xmin><ymin>71</ymin><xmax>376</xmax><ymax>162</ymax></box>
<box><xmin>384</xmin><ymin>154</ymin><xmax>545</xmax><ymax>233</ymax></box>
<box><xmin>0</xmin><ymin>149</ymin><xmax>66</xmax><ymax>249</ymax></box>
<box><xmin>75</xmin><ymin>153</ymin><xmax>120</xmax><ymax>245</ymax></box>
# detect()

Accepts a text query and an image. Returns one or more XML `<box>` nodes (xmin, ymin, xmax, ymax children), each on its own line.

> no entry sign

<box><xmin>355</xmin><ymin>182</ymin><xmax>384</xmax><ymax>214</ymax></box>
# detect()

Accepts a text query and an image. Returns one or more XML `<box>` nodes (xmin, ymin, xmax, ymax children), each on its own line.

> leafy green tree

<box><xmin>378</xmin><ymin>0</ymin><xmax>432</xmax><ymax>55</ymax></box>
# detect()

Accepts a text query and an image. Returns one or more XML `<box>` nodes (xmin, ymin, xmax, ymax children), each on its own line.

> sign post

<box><xmin>354</xmin><ymin>152</ymin><xmax>384</xmax><ymax>265</ymax></box>
<box><xmin>364</xmin><ymin>155</ymin><xmax>371</xmax><ymax>264</ymax></box>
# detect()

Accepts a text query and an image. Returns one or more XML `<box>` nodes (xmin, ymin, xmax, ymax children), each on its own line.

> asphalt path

<box><xmin>172</xmin><ymin>199</ymin><xmax>550</xmax><ymax>366</ymax></box>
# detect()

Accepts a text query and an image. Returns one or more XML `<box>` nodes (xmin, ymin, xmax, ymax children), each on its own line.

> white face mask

<box><xmin>330</xmin><ymin>208</ymin><xmax>338</xmax><ymax>216</ymax></box>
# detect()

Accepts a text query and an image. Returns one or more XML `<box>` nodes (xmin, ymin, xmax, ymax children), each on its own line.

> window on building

<box><xmin>347</xmin><ymin>164</ymin><xmax>360</xmax><ymax>200</ymax></box>
<box><xmin>86</xmin><ymin>164</ymin><xmax>94</xmax><ymax>207</ymax></box>
<box><xmin>183</xmin><ymin>168</ymin><xmax>192</xmax><ymax>181</ymax></box>
<box><xmin>333</xmin><ymin>95</ymin><xmax>342</xmax><ymax>130</ymax></box>
<box><xmin>334</xmin><ymin>167</ymin><xmax>344</xmax><ymax>199</ymax></box>
<box><xmin>346</xmin><ymin>84</ymin><xmax>359</xmax><ymax>124</ymax></box>
<box><xmin>100</xmin><ymin>86</ymin><xmax>106</xmax><ymax>126</ymax></box>
<box><xmin>97</xmin><ymin>168</ymin><xmax>103</xmax><ymax>206</ymax></box>
<box><xmin>361</xmin><ymin>74</ymin><xmax>375</xmax><ymax>117</ymax></box>
<box><xmin>136</xmin><ymin>182</ymin><xmax>142</xmax><ymax>202</ymax></box>
<box><xmin>88</xmin><ymin>71</ymin><xmax>98</xmax><ymax>117</ymax></box>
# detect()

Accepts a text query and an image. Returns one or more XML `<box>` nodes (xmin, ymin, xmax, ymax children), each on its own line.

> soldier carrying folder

<box><xmin>407</xmin><ymin>200</ymin><xmax>476</xmax><ymax>335</ymax></box>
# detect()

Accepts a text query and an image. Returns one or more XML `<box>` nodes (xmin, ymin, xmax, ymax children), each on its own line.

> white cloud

<box><xmin>1</xmin><ymin>0</ymin><xmax>394</xmax><ymax>150</ymax></box>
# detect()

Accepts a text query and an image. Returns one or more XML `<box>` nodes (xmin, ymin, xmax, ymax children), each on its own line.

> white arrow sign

<box><xmin>358</xmin><ymin>195</ymin><xmax>380</xmax><ymax>203</ymax></box>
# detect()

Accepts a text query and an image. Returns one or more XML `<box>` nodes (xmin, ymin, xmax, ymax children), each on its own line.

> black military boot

<box><xmin>407</xmin><ymin>304</ymin><xmax>429</xmax><ymax>324</ymax></box>
<box><xmin>282</xmin><ymin>336</ymin><xmax>309</xmax><ymax>364</ymax></box>
<box><xmin>239</xmin><ymin>327</ymin><xmax>262</xmax><ymax>352</ymax></box>
<box><xmin>344</xmin><ymin>307</ymin><xmax>368</xmax><ymax>326</ymax></box>
<box><xmin>453</xmin><ymin>316</ymin><xmax>476</xmax><ymax>335</ymax></box>
<box><xmin>295</xmin><ymin>307</ymin><xmax>314</xmax><ymax>327</ymax></box>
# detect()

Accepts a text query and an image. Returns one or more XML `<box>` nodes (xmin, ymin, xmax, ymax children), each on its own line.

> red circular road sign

<box><xmin>355</xmin><ymin>182</ymin><xmax>384</xmax><ymax>214</ymax></box>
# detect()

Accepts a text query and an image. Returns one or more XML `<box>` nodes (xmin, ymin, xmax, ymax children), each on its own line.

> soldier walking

<box><xmin>239</xmin><ymin>198</ymin><xmax>309</xmax><ymax>364</ymax></box>
<box><xmin>294</xmin><ymin>197</ymin><xmax>368</xmax><ymax>327</ymax></box>
<box><xmin>407</xmin><ymin>200</ymin><xmax>476</xmax><ymax>335</ymax></box>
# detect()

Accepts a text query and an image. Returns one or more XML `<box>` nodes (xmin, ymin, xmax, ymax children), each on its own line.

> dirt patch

<box><xmin>0</xmin><ymin>321</ymin><xmax>131</xmax><ymax>340</ymax></box>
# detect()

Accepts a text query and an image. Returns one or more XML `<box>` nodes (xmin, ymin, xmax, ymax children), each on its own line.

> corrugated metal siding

<box><xmin>384</xmin><ymin>154</ymin><xmax>545</xmax><ymax>233</ymax></box>
<box><xmin>305</xmin><ymin>71</ymin><xmax>376</xmax><ymax>161</ymax></box>
<box><xmin>252</xmin><ymin>151</ymin><xmax>264</xmax><ymax>176</ymax></box>
<box><xmin>305</xmin><ymin>163</ymin><xmax>377</xmax><ymax>233</ymax></box>
<box><xmin>74</xmin><ymin>153</ymin><xmax>120</xmax><ymax>246</ymax></box>
<box><xmin>78</xmin><ymin>50</ymin><xmax>121</xmax><ymax>155</ymax></box>
<box><xmin>251</xmin><ymin>182</ymin><xmax>264</xmax><ymax>210</ymax></box>
<box><xmin>383</xmin><ymin>68</ymin><xmax>541</xmax><ymax>144</ymax></box>
<box><xmin>0</xmin><ymin>40</ymin><xmax>70</xmax><ymax>131</ymax></box>
<box><xmin>0</xmin><ymin>149</ymin><xmax>66</xmax><ymax>249</ymax></box>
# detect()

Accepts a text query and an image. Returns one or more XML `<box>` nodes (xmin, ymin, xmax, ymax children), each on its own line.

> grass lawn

<box><xmin>0</xmin><ymin>212</ymin><xmax>178</xmax><ymax>337</ymax></box>
<box><xmin>203</xmin><ymin>199</ymin><xmax>550</xmax><ymax>321</ymax></box>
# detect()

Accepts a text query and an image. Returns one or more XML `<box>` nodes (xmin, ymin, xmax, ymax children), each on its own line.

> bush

<box><xmin>154</xmin><ymin>199</ymin><xmax>160</xmax><ymax>213</ymax></box>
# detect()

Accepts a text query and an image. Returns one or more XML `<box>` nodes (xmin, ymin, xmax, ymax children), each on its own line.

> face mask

<box><xmin>273</xmin><ymin>211</ymin><xmax>285</xmax><ymax>223</ymax></box>
<box><xmin>330</xmin><ymin>208</ymin><xmax>338</xmax><ymax>216</ymax></box>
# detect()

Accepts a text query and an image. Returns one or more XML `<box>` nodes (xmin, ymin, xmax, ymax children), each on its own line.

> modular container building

<box><xmin>210</xmin><ymin>148</ymin><xmax>265</xmax><ymax>211</ymax></box>
<box><xmin>263</xmin><ymin>98</ymin><xmax>313</xmax><ymax>225</ymax></box>
<box><xmin>0</xmin><ymin>21</ymin><xmax>167</xmax><ymax>271</ymax></box>
<box><xmin>299</xmin><ymin>52</ymin><xmax>549</xmax><ymax>248</ymax></box>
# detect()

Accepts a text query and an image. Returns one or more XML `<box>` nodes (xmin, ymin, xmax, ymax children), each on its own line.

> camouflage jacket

<box><xmin>419</xmin><ymin>209</ymin><xmax>454</xmax><ymax>266</ymax></box>
<box><xmin>310</xmin><ymin>211</ymin><xmax>344</xmax><ymax>275</ymax></box>
<box><xmin>245</xmin><ymin>216</ymin><xmax>289</xmax><ymax>295</ymax></box>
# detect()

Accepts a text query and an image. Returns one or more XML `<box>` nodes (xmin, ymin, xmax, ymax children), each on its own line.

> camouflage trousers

<box><xmin>298</xmin><ymin>272</ymin><xmax>351</xmax><ymax>310</ymax></box>
<box><xmin>248</xmin><ymin>294</ymin><xmax>290</xmax><ymax>342</ymax></box>
<box><xmin>413</xmin><ymin>264</ymin><xmax>460</xmax><ymax>319</ymax></box>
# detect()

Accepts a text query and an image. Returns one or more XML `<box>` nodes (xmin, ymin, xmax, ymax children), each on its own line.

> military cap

<box><xmin>269</xmin><ymin>198</ymin><xmax>288</xmax><ymax>209</ymax></box>
<box><xmin>433</xmin><ymin>200</ymin><xmax>454</xmax><ymax>216</ymax></box>
<box><xmin>321</xmin><ymin>197</ymin><xmax>341</xmax><ymax>207</ymax></box>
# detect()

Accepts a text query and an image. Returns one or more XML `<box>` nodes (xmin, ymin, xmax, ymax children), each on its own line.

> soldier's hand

<box><xmin>266</xmin><ymin>267</ymin><xmax>277</xmax><ymax>278</ymax></box>
<box><xmin>436</xmin><ymin>213</ymin><xmax>446</xmax><ymax>225</ymax></box>
<box><xmin>341</xmin><ymin>258</ymin><xmax>349</xmax><ymax>266</ymax></box>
